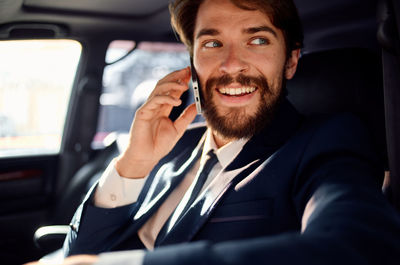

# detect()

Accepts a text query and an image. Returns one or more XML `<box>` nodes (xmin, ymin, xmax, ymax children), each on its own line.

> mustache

<box><xmin>205</xmin><ymin>74</ymin><xmax>270</xmax><ymax>93</ymax></box>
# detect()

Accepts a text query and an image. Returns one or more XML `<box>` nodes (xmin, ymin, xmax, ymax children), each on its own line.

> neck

<box><xmin>212</xmin><ymin>130</ymin><xmax>234</xmax><ymax>148</ymax></box>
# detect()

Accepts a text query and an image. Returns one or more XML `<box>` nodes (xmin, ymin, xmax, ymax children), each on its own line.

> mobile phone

<box><xmin>190</xmin><ymin>59</ymin><xmax>203</xmax><ymax>114</ymax></box>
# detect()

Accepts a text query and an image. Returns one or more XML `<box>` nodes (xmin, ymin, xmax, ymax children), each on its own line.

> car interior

<box><xmin>0</xmin><ymin>0</ymin><xmax>399</xmax><ymax>264</ymax></box>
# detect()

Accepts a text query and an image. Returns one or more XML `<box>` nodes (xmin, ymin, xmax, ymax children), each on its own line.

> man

<box><xmin>31</xmin><ymin>0</ymin><xmax>400</xmax><ymax>264</ymax></box>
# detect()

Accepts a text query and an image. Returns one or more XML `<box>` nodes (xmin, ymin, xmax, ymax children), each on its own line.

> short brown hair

<box><xmin>169</xmin><ymin>0</ymin><xmax>304</xmax><ymax>57</ymax></box>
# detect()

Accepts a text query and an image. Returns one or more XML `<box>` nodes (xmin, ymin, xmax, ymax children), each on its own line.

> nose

<box><xmin>218</xmin><ymin>44</ymin><xmax>249</xmax><ymax>75</ymax></box>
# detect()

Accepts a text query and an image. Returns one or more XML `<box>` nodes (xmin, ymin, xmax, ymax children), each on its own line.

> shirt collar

<box><xmin>201</xmin><ymin>129</ymin><xmax>249</xmax><ymax>168</ymax></box>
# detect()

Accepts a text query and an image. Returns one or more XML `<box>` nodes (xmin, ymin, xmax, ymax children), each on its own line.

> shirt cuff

<box><xmin>96</xmin><ymin>250</ymin><xmax>145</xmax><ymax>265</ymax></box>
<box><xmin>94</xmin><ymin>158</ymin><xmax>147</xmax><ymax>208</ymax></box>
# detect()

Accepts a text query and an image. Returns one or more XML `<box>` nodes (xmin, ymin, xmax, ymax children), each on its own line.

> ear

<box><xmin>285</xmin><ymin>49</ymin><xmax>301</xmax><ymax>80</ymax></box>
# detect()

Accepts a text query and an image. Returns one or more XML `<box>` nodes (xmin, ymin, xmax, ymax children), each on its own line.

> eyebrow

<box><xmin>196</xmin><ymin>28</ymin><xmax>220</xmax><ymax>39</ymax></box>
<box><xmin>244</xmin><ymin>26</ymin><xmax>278</xmax><ymax>38</ymax></box>
<box><xmin>195</xmin><ymin>25</ymin><xmax>278</xmax><ymax>40</ymax></box>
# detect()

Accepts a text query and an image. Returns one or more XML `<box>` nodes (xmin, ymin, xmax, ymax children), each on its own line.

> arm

<box><xmin>94</xmin><ymin>115</ymin><xmax>400</xmax><ymax>264</ymax></box>
<box><xmin>139</xmin><ymin>115</ymin><xmax>400</xmax><ymax>265</ymax></box>
<box><xmin>53</xmin><ymin>186</ymin><xmax>399</xmax><ymax>265</ymax></box>
<box><xmin>63</xmin><ymin>67</ymin><xmax>197</xmax><ymax>255</ymax></box>
<box><xmin>58</xmin><ymin>115</ymin><xmax>400</xmax><ymax>264</ymax></box>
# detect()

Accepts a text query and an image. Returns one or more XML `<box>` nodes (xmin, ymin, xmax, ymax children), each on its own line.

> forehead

<box><xmin>195</xmin><ymin>0</ymin><xmax>277</xmax><ymax>35</ymax></box>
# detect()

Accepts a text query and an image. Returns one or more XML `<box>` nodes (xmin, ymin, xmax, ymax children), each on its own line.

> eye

<box><xmin>204</xmin><ymin>40</ymin><xmax>221</xmax><ymax>48</ymax></box>
<box><xmin>249</xmin><ymin>38</ymin><xmax>269</xmax><ymax>45</ymax></box>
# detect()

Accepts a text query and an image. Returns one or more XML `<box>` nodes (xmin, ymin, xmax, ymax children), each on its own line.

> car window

<box><xmin>94</xmin><ymin>41</ymin><xmax>190</xmax><ymax>148</ymax></box>
<box><xmin>0</xmin><ymin>39</ymin><xmax>81</xmax><ymax>157</ymax></box>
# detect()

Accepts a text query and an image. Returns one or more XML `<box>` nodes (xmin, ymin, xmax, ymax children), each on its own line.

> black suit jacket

<box><xmin>64</xmin><ymin>100</ymin><xmax>400</xmax><ymax>264</ymax></box>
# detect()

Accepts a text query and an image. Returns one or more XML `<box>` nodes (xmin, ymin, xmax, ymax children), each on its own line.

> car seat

<box><xmin>287</xmin><ymin>47</ymin><xmax>386</xmax><ymax>180</ymax></box>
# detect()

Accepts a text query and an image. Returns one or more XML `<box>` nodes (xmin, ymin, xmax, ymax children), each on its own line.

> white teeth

<box><xmin>218</xmin><ymin>86</ymin><xmax>256</xmax><ymax>95</ymax></box>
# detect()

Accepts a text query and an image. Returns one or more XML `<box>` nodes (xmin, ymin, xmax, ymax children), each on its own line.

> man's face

<box><xmin>193</xmin><ymin>0</ymin><xmax>299</xmax><ymax>140</ymax></box>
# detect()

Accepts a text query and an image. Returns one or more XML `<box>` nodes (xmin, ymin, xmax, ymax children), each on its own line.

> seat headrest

<box><xmin>287</xmin><ymin>48</ymin><xmax>386</xmax><ymax>167</ymax></box>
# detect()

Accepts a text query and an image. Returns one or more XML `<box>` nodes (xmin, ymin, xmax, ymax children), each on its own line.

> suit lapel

<box><xmin>157</xmin><ymin>99</ymin><xmax>303</xmax><ymax>246</ymax></box>
<box><xmin>133</xmin><ymin>133</ymin><xmax>206</xmax><ymax>222</ymax></box>
<box><xmin>108</xmin><ymin>129</ymin><xmax>207</xmax><ymax>250</ymax></box>
<box><xmin>157</xmin><ymin>159</ymin><xmax>261</xmax><ymax>245</ymax></box>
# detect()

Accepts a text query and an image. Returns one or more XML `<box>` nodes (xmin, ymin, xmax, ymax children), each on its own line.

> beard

<box><xmin>202</xmin><ymin>71</ymin><xmax>285</xmax><ymax>140</ymax></box>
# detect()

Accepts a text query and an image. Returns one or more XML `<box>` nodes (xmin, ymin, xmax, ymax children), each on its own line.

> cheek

<box><xmin>268</xmin><ymin>69</ymin><xmax>285</xmax><ymax>96</ymax></box>
<box><xmin>256</xmin><ymin>54</ymin><xmax>286</xmax><ymax>82</ymax></box>
<box><xmin>194</xmin><ymin>59</ymin><xmax>218</xmax><ymax>96</ymax></box>
<box><xmin>195</xmin><ymin>56</ymin><xmax>216</xmax><ymax>79</ymax></box>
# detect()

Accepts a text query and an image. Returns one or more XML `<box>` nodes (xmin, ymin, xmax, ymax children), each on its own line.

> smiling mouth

<box><xmin>218</xmin><ymin>86</ymin><xmax>257</xmax><ymax>96</ymax></box>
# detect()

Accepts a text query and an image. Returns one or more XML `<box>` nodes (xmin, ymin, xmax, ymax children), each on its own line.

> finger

<box><xmin>158</xmin><ymin>67</ymin><xmax>191</xmax><ymax>99</ymax></box>
<box><xmin>64</xmin><ymin>255</ymin><xmax>98</xmax><ymax>265</ymax></box>
<box><xmin>173</xmin><ymin>104</ymin><xmax>197</xmax><ymax>137</ymax></box>
<box><xmin>149</xmin><ymin>67</ymin><xmax>191</xmax><ymax>97</ymax></box>
<box><xmin>149</xmin><ymin>82</ymin><xmax>188</xmax><ymax>99</ymax></box>
<box><xmin>137</xmin><ymin>96</ymin><xmax>182</xmax><ymax>119</ymax></box>
<box><xmin>144</xmin><ymin>95</ymin><xmax>181</xmax><ymax>110</ymax></box>
<box><xmin>159</xmin><ymin>66</ymin><xmax>190</xmax><ymax>84</ymax></box>
<box><xmin>147</xmin><ymin>81</ymin><xmax>189</xmax><ymax>117</ymax></box>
